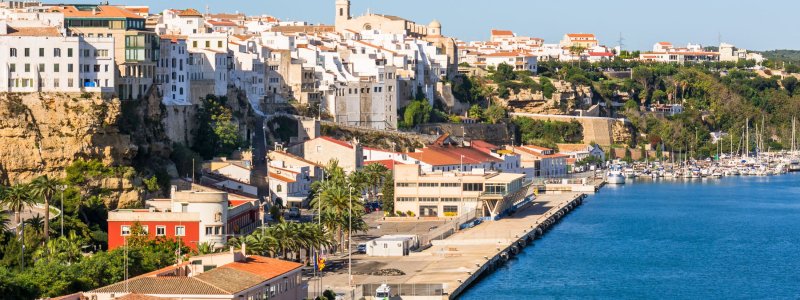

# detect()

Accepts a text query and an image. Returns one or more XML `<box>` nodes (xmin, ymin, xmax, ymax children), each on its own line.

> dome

<box><xmin>429</xmin><ymin>20</ymin><xmax>441</xmax><ymax>29</ymax></box>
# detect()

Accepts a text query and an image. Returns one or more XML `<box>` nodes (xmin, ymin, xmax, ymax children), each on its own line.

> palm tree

<box><xmin>362</xmin><ymin>163</ymin><xmax>389</xmax><ymax>202</ymax></box>
<box><xmin>25</xmin><ymin>214</ymin><xmax>44</xmax><ymax>236</ymax></box>
<box><xmin>30</xmin><ymin>175</ymin><xmax>61</xmax><ymax>242</ymax></box>
<box><xmin>197</xmin><ymin>242</ymin><xmax>218</xmax><ymax>255</ymax></box>
<box><xmin>0</xmin><ymin>211</ymin><xmax>9</xmax><ymax>234</ymax></box>
<box><xmin>2</xmin><ymin>184</ymin><xmax>34</xmax><ymax>235</ymax></box>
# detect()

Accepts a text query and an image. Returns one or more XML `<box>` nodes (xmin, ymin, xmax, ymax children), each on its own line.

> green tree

<box><xmin>193</xmin><ymin>95</ymin><xmax>242</xmax><ymax>159</ymax></box>
<box><xmin>30</xmin><ymin>175</ymin><xmax>61</xmax><ymax>244</ymax></box>
<box><xmin>403</xmin><ymin>100</ymin><xmax>432</xmax><ymax>128</ymax></box>
<box><xmin>483</xmin><ymin>105</ymin><xmax>507</xmax><ymax>124</ymax></box>
<box><xmin>468</xmin><ymin>104</ymin><xmax>484</xmax><ymax>120</ymax></box>
<box><xmin>540</xmin><ymin>77</ymin><xmax>556</xmax><ymax>99</ymax></box>
<box><xmin>2</xmin><ymin>184</ymin><xmax>34</xmax><ymax>235</ymax></box>
<box><xmin>492</xmin><ymin>63</ymin><xmax>516</xmax><ymax>83</ymax></box>
<box><xmin>651</xmin><ymin>89</ymin><xmax>668</xmax><ymax>104</ymax></box>
<box><xmin>782</xmin><ymin>76</ymin><xmax>798</xmax><ymax>96</ymax></box>
<box><xmin>381</xmin><ymin>171</ymin><xmax>395</xmax><ymax>215</ymax></box>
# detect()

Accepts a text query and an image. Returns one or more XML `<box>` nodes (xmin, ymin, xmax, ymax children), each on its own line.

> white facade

<box><xmin>156</xmin><ymin>36</ymin><xmax>190</xmax><ymax>105</ymax></box>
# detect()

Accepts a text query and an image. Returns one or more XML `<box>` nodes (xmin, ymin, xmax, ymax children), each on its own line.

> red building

<box><xmin>108</xmin><ymin>210</ymin><xmax>201</xmax><ymax>250</ymax></box>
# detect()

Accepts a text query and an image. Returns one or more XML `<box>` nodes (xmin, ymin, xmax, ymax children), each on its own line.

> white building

<box><xmin>157</xmin><ymin>34</ymin><xmax>190</xmax><ymax>105</ymax></box>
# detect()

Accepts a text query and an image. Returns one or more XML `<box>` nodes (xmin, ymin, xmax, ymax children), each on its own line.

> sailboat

<box><xmin>789</xmin><ymin>117</ymin><xmax>800</xmax><ymax>172</ymax></box>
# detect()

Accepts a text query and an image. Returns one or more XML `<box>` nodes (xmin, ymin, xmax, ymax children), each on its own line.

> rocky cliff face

<box><xmin>0</xmin><ymin>92</ymin><xmax>147</xmax><ymax>207</ymax></box>
<box><xmin>497</xmin><ymin>80</ymin><xmax>593</xmax><ymax>114</ymax></box>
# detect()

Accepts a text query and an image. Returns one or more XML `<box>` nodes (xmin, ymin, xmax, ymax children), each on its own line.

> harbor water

<box><xmin>460</xmin><ymin>174</ymin><xmax>800</xmax><ymax>299</ymax></box>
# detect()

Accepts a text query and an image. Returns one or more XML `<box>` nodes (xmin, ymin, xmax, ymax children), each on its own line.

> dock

<box><xmin>313</xmin><ymin>192</ymin><xmax>588</xmax><ymax>299</ymax></box>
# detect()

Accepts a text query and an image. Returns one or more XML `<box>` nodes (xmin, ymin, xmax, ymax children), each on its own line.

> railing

<box><xmin>418</xmin><ymin>209</ymin><xmax>478</xmax><ymax>247</ymax></box>
<box><xmin>359</xmin><ymin>283</ymin><xmax>445</xmax><ymax>298</ymax></box>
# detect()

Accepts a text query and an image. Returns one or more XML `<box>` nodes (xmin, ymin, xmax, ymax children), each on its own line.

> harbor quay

<box><xmin>310</xmin><ymin>192</ymin><xmax>589</xmax><ymax>299</ymax></box>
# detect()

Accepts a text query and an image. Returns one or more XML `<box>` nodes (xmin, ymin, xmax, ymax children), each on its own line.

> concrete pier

<box><xmin>316</xmin><ymin>192</ymin><xmax>588</xmax><ymax>299</ymax></box>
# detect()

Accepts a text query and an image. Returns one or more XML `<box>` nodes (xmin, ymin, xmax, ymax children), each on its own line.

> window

<box><xmin>38</xmin><ymin>64</ymin><xmax>44</xmax><ymax>72</ymax></box>
<box><xmin>156</xmin><ymin>226</ymin><xmax>166</xmax><ymax>236</ymax></box>
<box><xmin>10</xmin><ymin>48</ymin><xmax>17</xmax><ymax>57</ymax></box>
<box><xmin>39</xmin><ymin>48</ymin><xmax>44</xmax><ymax>57</ymax></box>
<box><xmin>419</xmin><ymin>183</ymin><xmax>439</xmax><ymax>187</ymax></box>
<box><xmin>53</xmin><ymin>64</ymin><xmax>59</xmax><ymax>72</ymax></box>
<box><xmin>94</xmin><ymin>65</ymin><xmax>100</xmax><ymax>72</ymax></box>
<box><xmin>443</xmin><ymin>206</ymin><xmax>459</xmax><ymax>215</ymax></box>
<box><xmin>24</xmin><ymin>64</ymin><xmax>30</xmax><ymax>72</ymax></box>
<box><xmin>463</xmin><ymin>183</ymin><xmax>483</xmax><ymax>191</ymax></box>
<box><xmin>140</xmin><ymin>226</ymin><xmax>149</xmax><ymax>235</ymax></box>
<box><xmin>67</xmin><ymin>48</ymin><xmax>73</xmax><ymax>57</ymax></box>
<box><xmin>397</xmin><ymin>197</ymin><xmax>416</xmax><ymax>202</ymax></box>
<box><xmin>396</xmin><ymin>182</ymin><xmax>417</xmax><ymax>187</ymax></box>
<box><xmin>9</xmin><ymin>64</ymin><xmax>15</xmax><ymax>72</ymax></box>
<box><xmin>205</xmin><ymin>41</ymin><xmax>210</xmax><ymax>48</ymax></box>
<box><xmin>441</xmin><ymin>197</ymin><xmax>460</xmax><ymax>202</ymax></box>
<box><xmin>175</xmin><ymin>226</ymin><xmax>186</xmax><ymax>236</ymax></box>
<box><xmin>24</xmin><ymin>48</ymin><xmax>30</xmax><ymax>57</ymax></box>
<box><xmin>419</xmin><ymin>197</ymin><xmax>438</xmax><ymax>202</ymax></box>
<box><xmin>217</xmin><ymin>41</ymin><xmax>223</xmax><ymax>48</ymax></box>
<box><xmin>121</xmin><ymin>225</ymin><xmax>131</xmax><ymax>236</ymax></box>
<box><xmin>441</xmin><ymin>182</ymin><xmax>461</xmax><ymax>187</ymax></box>
<box><xmin>206</xmin><ymin>226</ymin><xmax>214</xmax><ymax>235</ymax></box>
<box><xmin>192</xmin><ymin>41</ymin><xmax>197</xmax><ymax>48</ymax></box>
<box><xmin>53</xmin><ymin>79</ymin><xmax>59</xmax><ymax>88</ymax></box>
<box><xmin>276</xmin><ymin>184</ymin><xmax>282</xmax><ymax>192</ymax></box>
<box><xmin>67</xmin><ymin>79</ymin><xmax>74</xmax><ymax>87</ymax></box>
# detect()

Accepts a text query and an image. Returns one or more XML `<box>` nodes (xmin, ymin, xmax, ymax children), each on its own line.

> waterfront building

<box><xmin>508</xmin><ymin>145</ymin><xmax>569</xmax><ymax>178</ymax></box>
<box><xmin>404</xmin><ymin>134</ymin><xmax>530</xmax><ymax>176</ymax></box>
<box><xmin>393</xmin><ymin>164</ymin><xmax>531</xmax><ymax>218</ymax></box>
<box><xmin>108</xmin><ymin>184</ymin><xmax>260</xmax><ymax>251</ymax></box>
<box><xmin>70</xmin><ymin>251</ymin><xmax>305</xmax><ymax>300</ymax></box>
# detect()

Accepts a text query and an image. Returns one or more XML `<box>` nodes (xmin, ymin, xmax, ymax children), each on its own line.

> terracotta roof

<box><xmin>194</xmin><ymin>267</ymin><xmax>265</xmax><ymax>294</ymax></box>
<box><xmin>407</xmin><ymin>146</ymin><xmax>502</xmax><ymax>166</ymax></box>
<box><xmin>588</xmin><ymin>52</ymin><xmax>614</xmax><ymax>57</ymax></box>
<box><xmin>125</xmin><ymin>7</ymin><xmax>149</xmax><ymax>14</ymax></box>
<box><xmin>319</xmin><ymin>136</ymin><xmax>354</xmax><ymax>149</ymax></box>
<box><xmin>658</xmin><ymin>41</ymin><xmax>672</xmax><ymax>45</ymax></box>
<box><xmin>556</xmin><ymin>144</ymin><xmax>591</xmax><ymax>153</ymax></box>
<box><xmin>523</xmin><ymin>145</ymin><xmax>552</xmax><ymax>151</ymax></box>
<box><xmin>491</xmin><ymin>29</ymin><xmax>514</xmax><ymax>36</ymax></box>
<box><xmin>221</xmin><ymin>256</ymin><xmax>303</xmax><ymax>280</ymax></box>
<box><xmin>483</xmin><ymin>51</ymin><xmax>532</xmax><ymax>57</ymax></box>
<box><xmin>91</xmin><ymin>277</ymin><xmax>227</xmax><ymax>295</ymax></box>
<box><xmin>365</xmin><ymin>160</ymin><xmax>402</xmax><ymax>170</ymax></box>
<box><xmin>115</xmin><ymin>294</ymin><xmax>177</xmax><ymax>300</ymax></box>
<box><xmin>208</xmin><ymin>20</ymin><xmax>237</xmax><ymax>27</ymax></box>
<box><xmin>566</xmin><ymin>33</ymin><xmax>596</xmax><ymax>38</ymax></box>
<box><xmin>269</xmin><ymin>172</ymin><xmax>296</xmax><ymax>183</ymax></box>
<box><xmin>160</xmin><ymin>34</ymin><xmax>188</xmax><ymax>42</ymax></box>
<box><xmin>470</xmin><ymin>140</ymin><xmax>499</xmax><ymax>153</ymax></box>
<box><xmin>4</xmin><ymin>26</ymin><xmax>61</xmax><ymax>37</ymax></box>
<box><xmin>52</xmin><ymin>5</ymin><xmax>144</xmax><ymax>19</ymax></box>
<box><xmin>177</xmin><ymin>8</ymin><xmax>203</xmax><ymax>17</ymax></box>
<box><xmin>209</xmin><ymin>13</ymin><xmax>245</xmax><ymax>20</ymax></box>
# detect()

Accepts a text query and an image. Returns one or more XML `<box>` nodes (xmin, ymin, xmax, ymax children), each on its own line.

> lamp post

<box><xmin>348</xmin><ymin>182</ymin><xmax>353</xmax><ymax>298</ymax></box>
<box><xmin>58</xmin><ymin>185</ymin><xmax>66</xmax><ymax>238</ymax></box>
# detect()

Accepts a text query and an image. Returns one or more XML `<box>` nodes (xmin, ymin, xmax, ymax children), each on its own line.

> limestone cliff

<box><xmin>495</xmin><ymin>80</ymin><xmax>593</xmax><ymax>114</ymax></box>
<box><xmin>0</xmin><ymin>92</ymin><xmax>163</xmax><ymax>208</ymax></box>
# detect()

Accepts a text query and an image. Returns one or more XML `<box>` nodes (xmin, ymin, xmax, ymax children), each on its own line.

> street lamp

<box><xmin>58</xmin><ymin>185</ymin><xmax>67</xmax><ymax>238</ymax></box>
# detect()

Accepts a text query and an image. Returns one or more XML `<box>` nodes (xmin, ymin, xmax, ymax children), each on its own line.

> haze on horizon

<box><xmin>111</xmin><ymin>0</ymin><xmax>798</xmax><ymax>51</ymax></box>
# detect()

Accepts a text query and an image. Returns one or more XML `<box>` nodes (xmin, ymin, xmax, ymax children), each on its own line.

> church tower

<box><xmin>335</xmin><ymin>0</ymin><xmax>350</xmax><ymax>30</ymax></box>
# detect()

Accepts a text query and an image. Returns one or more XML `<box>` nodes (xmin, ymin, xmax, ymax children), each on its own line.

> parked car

<box><xmin>357</xmin><ymin>243</ymin><xmax>367</xmax><ymax>254</ymax></box>
<box><xmin>286</xmin><ymin>207</ymin><xmax>301</xmax><ymax>218</ymax></box>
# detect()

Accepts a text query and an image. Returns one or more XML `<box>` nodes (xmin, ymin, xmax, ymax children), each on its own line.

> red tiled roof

<box><xmin>209</xmin><ymin>20</ymin><xmax>237</xmax><ymax>27</ymax></box>
<box><xmin>160</xmin><ymin>34</ymin><xmax>188</xmax><ymax>42</ymax></box>
<box><xmin>4</xmin><ymin>27</ymin><xmax>61</xmax><ymax>37</ymax></box>
<box><xmin>365</xmin><ymin>160</ymin><xmax>402</xmax><ymax>170</ymax></box>
<box><xmin>658</xmin><ymin>42</ymin><xmax>672</xmax><ymax>45</ymax></box>
<box><xmin>491</xmin><ymin>29</ymin><xmax>514</xmax><ymax>36</ymax></box>
<box><xmin>125</xmin><ymin>7</ymin><xmax>150</xmax><ymax>14</ymax></box>
<box><xmin>52</xmin><ymin>5</ymin><xmax>144</xmax><ymax>19</ymax></box>
<box><xmin>523</xmin><ymin>145</ymin><xmax>552</xmax><ymax>151</ymax></box>
<box><xmin>177</xmin><ymin>8</ymin><xmax>203</xmax><ymax>17</ymax></box>
<box><xmin>566</xmin><ymin>33</ymin><xmax>595</xmax><ymax>38</ymax></box>
<box><xmin>269</xmin><ymin>172</ymin><xmax>296</xmax><ymax>183</ymax></box>
<box><xmin>222</xmin><ymin>255</ymin><xmax>303</xmax><ymax>280</ymax></box>
<box><xmin>408</xmin><ymin>146</ymin><xmax>501</xmax><ymax>166</ymax></box>
<box><xmin>589</xmin><ymin>52</ymin><xmax>614</xmax><ymax>57</ymax></box>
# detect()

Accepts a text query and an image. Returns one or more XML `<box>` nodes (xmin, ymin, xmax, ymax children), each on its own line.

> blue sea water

<box><xmin>460</xmin><ymin>174</ymin><xmax>800</xmax><ymax>299</ymax></box>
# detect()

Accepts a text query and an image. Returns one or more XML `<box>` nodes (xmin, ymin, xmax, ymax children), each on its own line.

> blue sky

<box><xmin>113</xmin><ymin>0</ymin><xmax>798</xmax><ymax>50</ymax></box>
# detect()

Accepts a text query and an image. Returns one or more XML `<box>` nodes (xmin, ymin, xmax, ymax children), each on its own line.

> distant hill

<box><xmin>759</xmin><ymin>50</ymin><xmax>800</xmax><ymax>64</ymax></box>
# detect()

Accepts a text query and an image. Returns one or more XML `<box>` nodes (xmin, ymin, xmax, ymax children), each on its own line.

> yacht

<box><xmin>607</xmin><ymin>165</ymin><xmax>626</xmax><ymax>184</ymax></box>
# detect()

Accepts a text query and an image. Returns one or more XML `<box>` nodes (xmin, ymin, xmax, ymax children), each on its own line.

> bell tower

<box><xmin>335</xmin><ymin>0</ymin><xmax>351</xmax><ymax>30</ymax></box>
